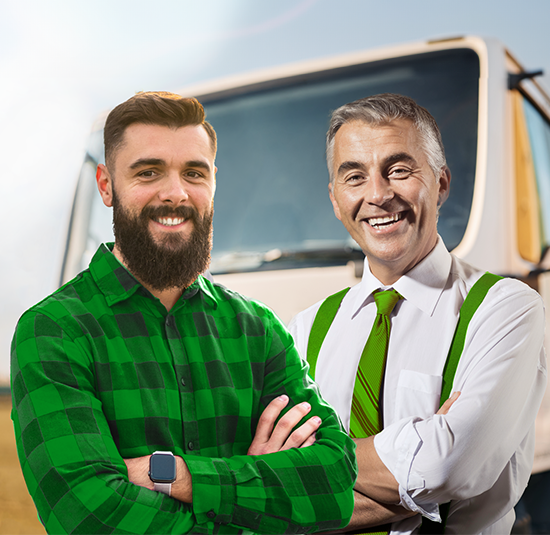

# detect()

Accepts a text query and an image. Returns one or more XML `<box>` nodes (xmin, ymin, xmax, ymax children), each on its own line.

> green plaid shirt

<box><xmin>11</xmin><ymin>244</ymin><xmax>356</xmax><ymax>534</ymax></box>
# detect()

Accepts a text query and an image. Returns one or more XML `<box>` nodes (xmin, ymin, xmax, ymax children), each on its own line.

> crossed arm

<box><xmin>337</xmin><ymin>392</ymin><xmax>460</xmax><ymax>531</ymax></box>
<box><xmin>12</xmin><ymin>307</ymin><xmax>356</xmax><ymax>534</ymax></box>
<box><xmin>124</xmin><ymin>395</ymin><xmax>324</xmax><ymax>502</ymax></box>
<box><xmin>125</xmin><ymin>392</ymin><xmax>458</xmax><ymax>530</ymax></box>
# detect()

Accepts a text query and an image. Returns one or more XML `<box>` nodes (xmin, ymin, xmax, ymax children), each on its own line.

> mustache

<box><xmin>140</xmin><ymin>204</ymin><xmax>200</xmax><ymax>222</ymax></box>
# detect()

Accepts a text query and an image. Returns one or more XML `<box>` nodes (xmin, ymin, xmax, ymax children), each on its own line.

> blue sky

<box><xmin>1</xmin><ymin>0</ymin><xmax>549</xmax><ymax>381</ymax></box>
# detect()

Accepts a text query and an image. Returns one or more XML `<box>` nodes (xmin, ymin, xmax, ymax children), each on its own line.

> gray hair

<box><xmin>326</xmin><ymin>93</ymin><xmax>447</xmax><ymax>183</ymax></box>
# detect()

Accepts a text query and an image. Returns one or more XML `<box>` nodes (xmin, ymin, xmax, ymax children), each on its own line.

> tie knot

<box><xmin>373</xmin><ymin>289</ymin><xmax>402</xmax><ymax>316</ymax></box>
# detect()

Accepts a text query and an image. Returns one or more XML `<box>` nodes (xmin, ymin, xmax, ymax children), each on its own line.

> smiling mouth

<box><xmin>367</xmin><ymin>212</ymin><xmax>404</xmax><ymax>229</ymax></box>
<box><xmin>155</xmin><ymin>217</ymin><xmax>187</xmax><ymax>227</ymax></box>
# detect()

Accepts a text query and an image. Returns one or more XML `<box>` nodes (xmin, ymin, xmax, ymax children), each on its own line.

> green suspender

<box><xmin>419</xmin><ymin>271</ymin><xmax>502</xmax><ymax>534</ymax></box>
<box><xmin>306</xmin><ymin>272</ymin><xmax>503</xmax><ymax>534</ymax></box>
<box><xmin>437</xmin><ymin>272</ymin><xmax>503</xmax><ymax>407</ymax></box>
<box><xmin>306</xmin><ymin>286</ymin><xmax>351</xmax><ymax>380</ymax></box>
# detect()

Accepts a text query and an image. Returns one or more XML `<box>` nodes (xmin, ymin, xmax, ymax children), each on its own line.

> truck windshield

<box><xmin>86</xmin><ymin>48</ymin><xmax>479</xmax><ymax>274</ymax></box>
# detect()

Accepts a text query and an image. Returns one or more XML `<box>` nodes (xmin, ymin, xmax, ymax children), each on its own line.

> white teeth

<box><xmin>368</xmin><ymin>213</ymin><xmax>401</xmax><ymax>228</ymax></box>
<box><xmin>157</xmin><ymin>217</ymin><xmax>185</xmax><ymax>226</ymax></box>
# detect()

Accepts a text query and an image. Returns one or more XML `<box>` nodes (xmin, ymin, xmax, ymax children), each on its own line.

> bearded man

<box><xmin>10</xmin><ymin>92</ymin><xmax>356</xmax><ymax>534</ymax></box>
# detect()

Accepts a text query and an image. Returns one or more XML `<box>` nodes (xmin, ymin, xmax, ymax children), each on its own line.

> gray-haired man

<box><xmin>289</xmin><ymin>93</ymin><xmax>546</xmax><ymax>533</ymax></box>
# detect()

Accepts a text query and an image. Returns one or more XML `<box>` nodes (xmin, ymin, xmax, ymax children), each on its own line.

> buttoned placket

<box><xmin>164</xmin><ymin>298</ymin><xmax>199</xmax><ymax>456</ymax></box>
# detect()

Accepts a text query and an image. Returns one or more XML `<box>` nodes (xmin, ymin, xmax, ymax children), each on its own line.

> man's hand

<box><xmin>124</xmin><ymin>456</ymin><xmax>154</xmax><ymax>491</ymax></box>
<box><xmin>124</xmin><ymin>455</ymin><xmax>192</xmax><ymax>503</ymax></box>
<box><xmin>248</xmin><ymin>395</ymin><xmax>321</xmax><ymax>455</ymax></box>
<box><xmin>438</xmin><ymin>391</ymin><xmax>460</xmax><ymax>415</ymax></box>
<box><xmin>353</xmin><ymin>391</ymin><xmax>462</xmax><ymax>504</ymax></box>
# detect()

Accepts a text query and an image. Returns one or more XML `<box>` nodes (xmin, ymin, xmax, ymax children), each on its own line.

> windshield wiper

<box><xmin>210</xmin><ymin>244</ymin><xmax>364</xmax><ymax>274</ymax></box>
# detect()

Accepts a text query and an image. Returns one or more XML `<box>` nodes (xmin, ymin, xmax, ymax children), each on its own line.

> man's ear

<box><xmin>212</xmin><ymin>165</ymin><xmax>217</xmax><ymax>197</ymax></box>
<box><xmin>437</xmin><ymin>167</ymin><xmax>451</xmax><ymax>207</ymax></box>
<box><xmin>96</xmin><ymin>164</ymin><xmax>113</xmax><ymax>208</ymax></box>
<box><xmin>328</xmin><ymin>182</ymin><xmax>342</xmax><ymax>221</ymax></box>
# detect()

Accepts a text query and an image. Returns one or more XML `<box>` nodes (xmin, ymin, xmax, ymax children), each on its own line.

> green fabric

<box><xmin>419</xmin><ymin>271</ymin><xmax>503</xmax><ymax>534</ymax></box>
<box><xmin>306</xmin><ymin>287</ymin><xmax>350</xmax><ymax>380</ymax></box>
<box><xmin>307</xmin><ymin>271</ymin><xmax>503</xmax><ymax>534</ymax></box>
<box><xmin>349</xmin><ymin>290</ymin><xmax>402</xmax><ymax>439</ymax></box>
<box><xmin>438</xmin><ymin>272</ymin><xmax>504</xmax><ymax>407</ymax></box>
<box><xmin>349</xmin><ymin>290</ymin><xmax>401</xmax><ymax>535</ymax></box>
<box><xmin>11</xmin><ymin>243</ymin><xmax>357</xmax><ymax>535</ymax></box>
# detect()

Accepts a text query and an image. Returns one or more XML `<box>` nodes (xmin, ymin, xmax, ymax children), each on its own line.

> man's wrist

<box><xmin>170</xmin><ymin>456</ymin><xmax>193</xmax><ymax>503</ymax></box>
<box><xmin>353</xmin><ymin>436</ymin><xmax>400</xmax><ymax>504</ymax></box>
<box><xmin>149</xmin><ymin>451</ymin><xmax>176</xmax><ymax>496</ymax></box>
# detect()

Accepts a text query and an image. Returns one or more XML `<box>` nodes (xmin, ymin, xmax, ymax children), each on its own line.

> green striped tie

<box><xmin>350</xmin><ymin>289</ymin><xmax>402</xmax><ymax>535</ymax></box>
<box><xmin>350</xmin><ymin>289</ymin><xmax>402</xmax><ymax>438</ymax></box>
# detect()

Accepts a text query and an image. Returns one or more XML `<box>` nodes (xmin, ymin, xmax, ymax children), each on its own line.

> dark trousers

<box><xmin>513</xmin><ymin>470</ymin><xmax>550</xmax><ymax>534</ymax></box>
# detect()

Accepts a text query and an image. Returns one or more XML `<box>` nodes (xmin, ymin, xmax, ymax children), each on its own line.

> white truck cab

<box><xmin>62</xmin><ymin>35</ymin><xmax>550</xmax><ymax>471</ymax></box>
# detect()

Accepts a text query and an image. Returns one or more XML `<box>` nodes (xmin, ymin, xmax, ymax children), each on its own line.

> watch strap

<box><xmin>153</xmin><ymin>482</ymin><xmax>172</xmax><ymax>496</ymax></box>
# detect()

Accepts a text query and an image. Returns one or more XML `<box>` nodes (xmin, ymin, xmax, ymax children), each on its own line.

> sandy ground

<box><xmin>0</xmin><ymin>395</ymin><xmax>46</xmax><ymax>535</ymax></box>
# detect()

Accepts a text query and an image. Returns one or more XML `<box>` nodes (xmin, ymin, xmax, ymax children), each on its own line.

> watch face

<box><xmin>150</xmin><ymin>454</ymin><xmax>176</xmax><ymax>483</ymax></box>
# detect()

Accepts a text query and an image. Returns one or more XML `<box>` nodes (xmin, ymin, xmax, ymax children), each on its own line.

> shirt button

<box><xmin>188</xmin><ymin>441</ymin><xmax>194</xmax><ymax>450</ymax></box>
<box><xmin>206</xmin><ymin>510</ymin><xmax>215</xmax><ymax>519</ymax></box>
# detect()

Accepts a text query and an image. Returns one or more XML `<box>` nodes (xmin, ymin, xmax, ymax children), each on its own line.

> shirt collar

<box><xmin>352</xmin><ymin>236</ymin><xmax>452</xmax><ymax>317</ymax></box>
<box><xmin>89</xmin><ymin>243</ymin><xmax>218</xmax><ymax>309</ymax></box>
<box><xmin>186</xmin><ymin>273</ymin><xmax>218</xmax><ymax>308</ymax></box>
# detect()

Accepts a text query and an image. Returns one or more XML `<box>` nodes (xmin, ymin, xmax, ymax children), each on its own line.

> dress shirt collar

<box><xmin>352</xmin><ymin>237</ymin><xmax>452</xmax><ymax>317</ymax></box>
<box><xmin>90</xmin><ymin>243</ymin><xmax>218</xmax><ymax>309</ymax></box>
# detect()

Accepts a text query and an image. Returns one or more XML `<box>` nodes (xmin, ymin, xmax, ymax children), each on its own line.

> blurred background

<box><xmin>2</xmin><ymin>0</ymin><xmax>550</xmax><ymax>386</ymax></box>
<box><xmin>1</xmin><ymin>0</ymin><xmax>549</xmax><ymax>533</ymax></box>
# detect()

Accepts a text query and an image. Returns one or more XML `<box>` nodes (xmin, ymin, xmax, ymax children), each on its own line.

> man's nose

<box><xmin>366</xmin><ymin>172</ymin><xmax>393</xmax><ymax>205</ymax></box>
<box><xmin>158</xmin><ymin>172</ymin><xmax>189</xmax><ymax>204</ymax></box>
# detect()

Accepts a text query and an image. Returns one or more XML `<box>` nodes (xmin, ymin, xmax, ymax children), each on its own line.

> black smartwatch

<box><xmin>148</xmin><ymin>451</ymin><xmax>176</xmax><ymax>495</ymax></box>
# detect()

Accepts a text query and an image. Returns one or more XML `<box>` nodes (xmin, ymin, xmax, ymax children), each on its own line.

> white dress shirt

<box><xmin>289</xmin><ymin>238</ymin><xmax>547</xmax><ymax>534</ymax></box>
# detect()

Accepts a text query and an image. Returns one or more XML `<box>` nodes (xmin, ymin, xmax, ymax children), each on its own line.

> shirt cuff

<box><xmin>183</xmin><ymin>455</ymin><xmax>236</xmax><ymax>525</ymax></box>
<box><xmin>374</xmin><ymin>417</ymin><xmax>440</xmax><ymax>521</ymax></box>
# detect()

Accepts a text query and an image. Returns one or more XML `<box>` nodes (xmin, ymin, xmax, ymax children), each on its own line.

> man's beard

<box><xmin>112</xmin><ymin>189</ymin><xmax>213</xmax><ymax>292</ymax></box>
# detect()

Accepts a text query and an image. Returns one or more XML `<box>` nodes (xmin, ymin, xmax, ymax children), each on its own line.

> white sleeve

<box><xmin>374</xmin><ymin>281</ymin><xmax>547</xmax><ymax>518</ymax></box>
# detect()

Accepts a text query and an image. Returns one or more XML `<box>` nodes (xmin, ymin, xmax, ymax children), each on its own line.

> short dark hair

<box><xmin>104</xmin><ymin>91</ymin><xmax>217</xmax><ymax>168</ymax></box>
<box><xmin>326</xmin><ymin>93</ymin><xmax>446</xmax><ymax>183</ymax></box>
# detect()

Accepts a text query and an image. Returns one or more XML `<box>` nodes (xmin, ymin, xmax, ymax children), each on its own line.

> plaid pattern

<box><xmin>11</xmin><ymin>244</ymin><xmax>356</xmax><ymax>534</ymax></box>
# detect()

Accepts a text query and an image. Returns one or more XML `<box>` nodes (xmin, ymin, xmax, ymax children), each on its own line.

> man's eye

<box><xmin>345</xmin><ymin>174</ymin><xmax>363</xmax><ymax>183</ymax></box>
<box><xmin>138</xmin><ymin>170</ymin><xmax>156</xmax><ymax>178</ymax></box>
<box><xmin>389</xmin><ymin>167</ymin><xmax>410</xmax><ymax>178</ymax></box>
<box><xmin>186</xmin><ymin>170</ymin><xmax>203</xmax><ymax>179</ymax></box>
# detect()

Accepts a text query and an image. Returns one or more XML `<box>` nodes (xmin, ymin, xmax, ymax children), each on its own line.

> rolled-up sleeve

<box><xmin>374</xmin><ymin>281</ymin><xmax>547</xmax><ymax>518</ymax></box>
